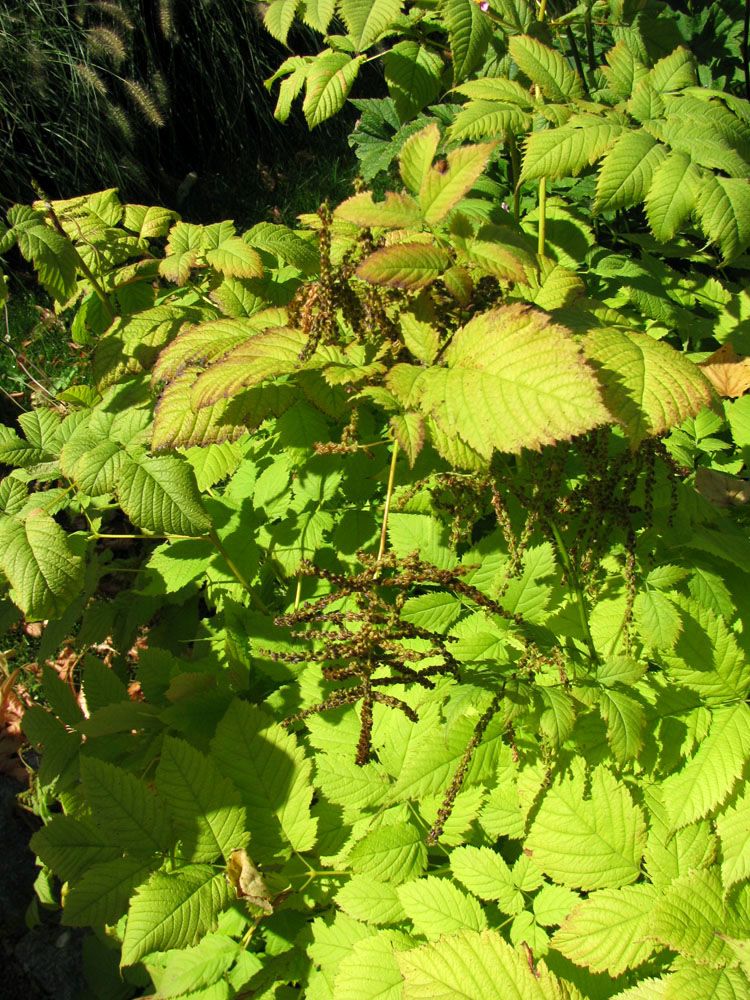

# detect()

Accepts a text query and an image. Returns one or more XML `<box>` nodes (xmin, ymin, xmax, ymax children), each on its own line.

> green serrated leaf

<box><xmin>659</xmin><ymin>703</ymin><xmax>750</xmax><ymax>831</ymax></box>
<box><xmin>520</xmin><ymin>116</ymin><xmax>622</xmax><ymax>183</ymax></box>
<box><xmin>397</xmin><ymin>876</ymin><xmax>487</xmax><ymax>938</ymax></box>
<box><xmin>15</xmin><ymin>223</ymin><xmax>78</xmax><ymax>303</ymax></box>
<box><xmin>117</xmin><ymin>453</ymin><xmax>212</xmax><ymax>536</ymax></box>
<box><xmin>384</xmin><ymin>42</ymin><xmax>443</xmax><ymax>123</ymax></box>
<box><xmin>644</xmin><ymin>151</ymin><xmax>701</xmax><ymax>242</ymax></box>
<box><xmin>336</xmin><ymin>875</ymin><xmax>407</xmax><ymax>926</ymax></box>
<box><xmin>509</xmin><ymin>35</ymin><xmax>584</xmax><ymax>103</ymax></box>
<box><xmin>598</xmin><ymin>688</ymin><xmax>645</xmax><ymax>762</ymax></box>
<box><xmin>551</xmin><ymin>884</ymin><xmax>657</xmax><ymax>976</ymax></box>
<box><xmin>80</xmin><ymin>757</ymin><xmax>173</xmax><ymax>855</ymax></box>
<box><xmin>303</xmin><ymin>52</ymin><xmax>365</xmax><ymax>128</ymax></box>
<box><xmin>121</xmin><ymin>864</ymin><xmax>234</xmax><ymax>967</ymax></box>
<box><xmin>333</xmin><ymin>930</ymin><xmax>414</xmax><ymax>1000</ymax></box>
<box><xmin>398</xmin><ymin>928</ymin><xmax>579</xmax><ymax>999</ymax></box>
<box><xmin>601</xmin><ymin>41</ymin><xmax>649</xmax><ymax>99</ymax></box>
<box><xmin>211</xmin><ymin>701</ymin><xmax>317</xmax><ymax>862</ymax></box>
<box><xmin>526</xmin><ymin>765</ymin><xmax>646</xmax><ymax>890</ymax></box>
<box><xmin>644</xmin><ymin>786</ymin><xmax>716</xmax><ymax>888</ymax></box>
<box><xmin>64</xmin><ymin>856</ymin><xmax>153</xmax><ymax>928</ymax></box>
<box><xmin>205</xmin><ymin>237</ymin><xmax>263</xmax><ymax>279</ymax></box>
<box><xmin>264</xmin><ymin>0</ymin><xmax>301</xmax><ymax>43</ymax></box>
<box><xmin>445</xmin><ymin>0</ymin><xmax>492</xmax><ymax>84</ymax></box>
<box><xmin>649</xmin><ymin>46</ymin><xmax>697</xmax><ymax>93</ymax></box>
<box><xmin>347</xmin><ymin>822</ymin><xmax>428</xmax><ymax>883</ymax></box>
<box><xmin>335</xmin><ymin>191</ymin><xmax>422</xmax><ymax>229</ymax></box>
<box><xmin>695</xmin><ymin>175</ymin><xmax>750</xmax><ymax>263</ymax></box>
<box><xmin>0</xmin><ymin>513</ymin><xmax>86</xmax><ymax>621</ymax></box>
<box><xmin>417</xmin><ymin>304</ymin><xmax>611</xmax><ymax>460</ymax></box>
<box><xmin>30</xmin><ymin>814</ymin><xmax>120</xmax><ymax>884</ymax></box>
<box><xmin>594</xmin><ymin>130</ymin><xmax>667</xmax><ymax>213</ymax></box>
<box><xmin>400</xmin><ymin>123</ymin><xmax>441</xmax><ymax>194</ymax></box>
<box><xmin>420</xmin><ymin>141</ymin><xmax>497</xmax><ymax>225</ymax></box>
<box><xmin>633</xmin><ymin>590</ymin><xmax>682</xmax><ymax>649</ymax></box>
<box><xmin>650</xmin><ymin>868</ymin><xmax>736</xmax><ymax>967</ymax></box>
<box><xmin>450</xmin><ymin>845</ymin><xmax>525</xmax><ymax>914</ymax></box>
<box><xmin>584</xmin><ymin>328</ymin><xmax>713</xmax><ymax>447</ymax></box>
<box><xmin>339</xmin><ymin>0</ymin><xmax>400</xmax><ymax>52</ymax></box>
<box><xmin>155</xmin><ymin>736</ymin><xmax>248</xmax><ymax>863</ymax></box>
<box><xmin>716</xmin><ymin>783</ymin><xmax>750</xmax><ymax>894</ymax></box>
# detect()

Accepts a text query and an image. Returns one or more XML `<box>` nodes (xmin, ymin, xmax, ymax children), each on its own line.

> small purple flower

<box><xmin>501</xmin><ymin>201</ymin><xmax>510</xmax><ymax>212</ymax></box>
<box><xmin>480</xmin><ymin>1</ymin><xmax>489</xmax><ymax>9</ymax></box>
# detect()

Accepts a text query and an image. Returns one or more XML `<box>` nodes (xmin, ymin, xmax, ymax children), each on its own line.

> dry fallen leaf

<box><xmin>698</xmin><ymin>342</ymin><xmax>750</xmax><ymax>398</ymax></box>
<box><xmin>226</xmin><ymin>849</ymin><xmax>274</xmax><ymax>914</ymax></box>
<box><xmin>695</xmin><ymin>466</ymin><xmax>750</xmax><ymax>507</ymax></box>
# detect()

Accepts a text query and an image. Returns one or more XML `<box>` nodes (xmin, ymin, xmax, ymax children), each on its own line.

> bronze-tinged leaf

<box><xmin>698</xmin><ymin>342</ymin><xmax>750</xmax><ymax>398</ymax></box>
<box><xmin>335</xmin><ymin>191</ymin><xmax>423</xmax><ymax>229</ymax></box>
<box><xmin>356</xmin><ymin>242</ymin><xmax>451</xmax><ymax>289</ymax></box>
<box><xmin>694</xmin><ymin>467</ymin><xmax>750</xmax><ymax>508</ymax></box>
<box><xmin>190</xmin><ymin>326</ymin><xmax>309</xmax><ymax>410</ymax></box>
<box><xmin>390</xmin><ymin>412</ymin><xmax>425</xmax><ymax>467</ymax></box>
<box><xmin>442</xmin><ymin>265</ymin><xmax>473</xmax><ymax>306</ymax></box>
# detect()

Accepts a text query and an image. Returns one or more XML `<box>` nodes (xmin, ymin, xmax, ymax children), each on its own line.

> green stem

<box><xmin>584</xmin><ymin>4</ymin><xmax>597</xmax><ymax>83</ymax></box>
<box><xmin>537</xmin><ymin>0</ymin><xmax>548</xmax><ymax>20</ymax></box>
<box><xmin>548</xmin><ymin>519</ymin><xmax>599</xmax><ymax>667</ymax></box>
<box><xmin>376</xmin><ymin>438</ymin><xmax>400</xmax><ymax>566</ymax></box>
<box><xmin>209</xmin><ymin>530</ymin><xmax>269</xmax><ymax>614</ymax></box>
<box><xmin>538</xmin><ymin>176</ymin><xmax>547</xmax><ymax>257</ymax></box>
<box><xmin>565</xmin><ymin>26</ymin><xmax>590</xmax><ymax>97</ymax></box>
<box><xmin>508</xmin><ymin>135</ymin><xmax>521</xmax><ymax>221</ymax></box>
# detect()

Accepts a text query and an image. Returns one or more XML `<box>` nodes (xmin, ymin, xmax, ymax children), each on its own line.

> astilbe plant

<box><xmin>1</xmin><ymin>3</ymin><xmax>750</xmax><ymax>995</ymax></box>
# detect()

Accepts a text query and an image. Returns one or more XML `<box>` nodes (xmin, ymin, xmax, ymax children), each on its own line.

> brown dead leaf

<box><xmin>698</xmin><ymin>342</ymin><xmax>750</xmax><ymax>398</ymax></box>
<box><xmin>695</xmin><ymin>466</ymin><xmax>750</xmax><ymax>507</ymax></box>
<box><xmin>226</xmin><ymin>849</ymin><xmax>274</xmax><ymax>914</ymax></box>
